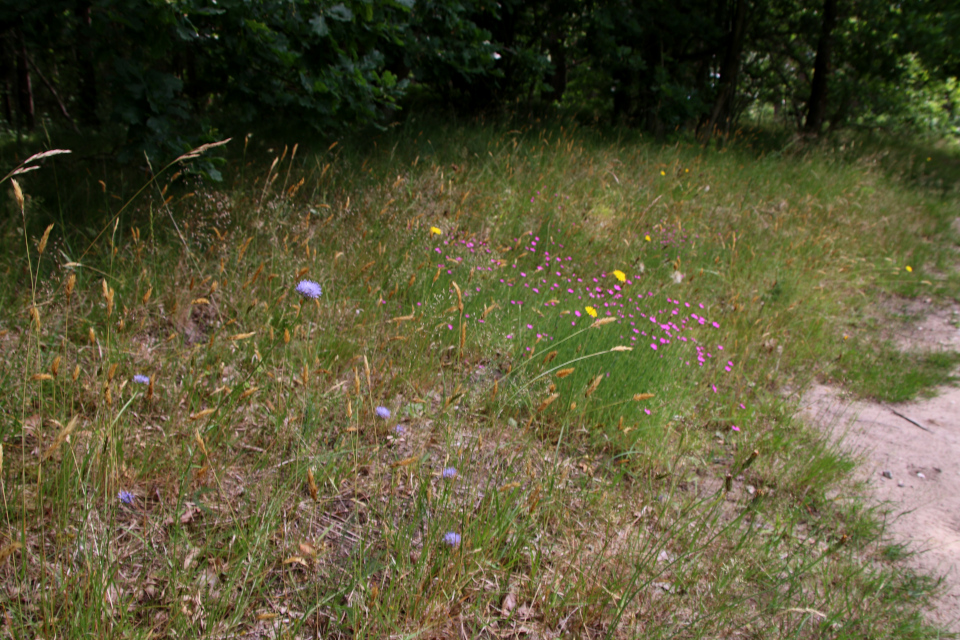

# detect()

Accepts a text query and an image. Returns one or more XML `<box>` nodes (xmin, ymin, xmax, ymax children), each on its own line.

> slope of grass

<box><xmin>0</xmin><ymin>121</ymin><xmax>957</xmax><ymax>638</ymax></box>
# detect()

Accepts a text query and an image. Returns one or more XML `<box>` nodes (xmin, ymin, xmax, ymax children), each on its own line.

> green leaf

<box><xmin>327</xmin><ymin>4</ymin><xmax>354</xmax><ymax>22</ymax></box>
<box><xmin>310</xmin><ymin>15</ymin><xmax>329</xmax><ymax>36</ymax></box>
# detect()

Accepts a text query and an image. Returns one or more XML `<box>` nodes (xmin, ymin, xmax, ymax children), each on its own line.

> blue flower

<box><xmin>375</xmin><ymin>406</ymin><xmax>391</xmax><ymax>419</ymax></box>
<box><xmin>443</xmin><ymin>532</ymin><xmax>461</xmax><ymax>547</ymax></box>
<box><xmin>133</xmin><ymin>374</ymin><xmax>150</xmax><ymax>385</ymax></box>
<box><xmin>441</xmin><ymin>467</ymin><xmax>457</xmax><ymax>479</ymax></box>
<box><xmin>118</xmin><ymin>490</ymin><xmax>135</xmax><ymax>505</ymax></box>
<box><xmin>394</xmin><ymin>425</ymin><xmax>406</xmax><ymax>435</ymax></box>
<box><xmin>296</xmin><ymin>280</ymin><xmax>323</xmax><ymax>299</ymax></box>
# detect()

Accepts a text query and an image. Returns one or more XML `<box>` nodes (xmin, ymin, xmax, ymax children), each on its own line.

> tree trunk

<box><xmin>803</xmin><ymin>0</ymin><xmax>838</xmax><ymax>134</ymax></box>
<box><xmin>16</xmin><ymin>30</ymin><xmax>35</xmax><ymax>131</ymax></box>
<box><xmin>698</xmin><ymin>0</ymin><xmax>749</xmax><ymax>146</ymax></box>
<box><xmin>75</xmin><ymin>0</ymin><xmax>99</xmax><ymax>126</ymax></box>
<box><xmin>0</xmin><ymin>33</ymin><xmax>13</xmax><ymax>127</ymax></box>
<box><xmin>543</xmin><ymin>36</ymin><xmax>567</xmax><ymax>104</ymax></box>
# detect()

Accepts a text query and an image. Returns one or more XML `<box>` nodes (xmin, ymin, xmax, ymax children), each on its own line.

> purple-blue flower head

<box><xmin>443</xmin><ymin>532</ymin><xmax>461</xmax><ymax>547</ymax></box>
<box><xmin>394</xmin><ymin>424</ymin><xmax>406</xmax><ymax>435</ymax></box>
<box><xmin>296</xmin><ymin>280</ymin><xmax>323</xmax><ymax>299</ymax></box>
<box><xmin>441</xmin><ymin>467</ymin><xmax>457</xmax><ymax>479</ymax></box>
<box><xmin>133</xmin><ymin>374</ymin><xmax>150</xmax><ymax>385</ymax></box>
<box><xmin>118</xmin><ymin>490</ymin><xmax>135</xmax><ymax>505</ymax></box>
<box><xmin>375</xmin><ymin>406</ymin><xmax>391</xmax><ymax>419</ymax></box>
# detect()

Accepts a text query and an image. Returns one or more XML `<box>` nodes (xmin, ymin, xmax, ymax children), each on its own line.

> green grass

<box><xmin>833</xmin><ymin>341</ymin><xmax>960</xmax><ymax>402</ymax></box>
<box><xmin>0</xmin><ymin>119</ymin><xmax>957</xmax><ymax>638</ymax></box>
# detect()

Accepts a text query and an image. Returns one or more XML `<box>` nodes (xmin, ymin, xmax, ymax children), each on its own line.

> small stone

<box><xmin>882</xmin><ymin>470</ymin><xmax>893</xmax><ymax>479</ymax></box>
<box><xmin>917</xmin><ymin>472</ymin><xmax>926</xmax><ymax>479</ymax></box>
<box><xmin>898</xmin><ymin>480</ymin><xmax>905</xmax><ymax>488</ymax></box>
<box><xmin>746</xmin><ymin>485</ymin><xmax>756</xmax><ymax>495</ymax></box>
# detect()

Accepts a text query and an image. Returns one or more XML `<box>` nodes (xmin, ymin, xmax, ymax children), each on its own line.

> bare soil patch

<box><xmin>800</xmin><ymin>301</ymin><xmax>960</xmax><ymax>631</ymax></box>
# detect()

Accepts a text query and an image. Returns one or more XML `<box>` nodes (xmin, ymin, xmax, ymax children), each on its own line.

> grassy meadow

<box><xmin>1</xmin><ymin>120</ymin><xmax>959</xmax><ymax>638</ymax></box>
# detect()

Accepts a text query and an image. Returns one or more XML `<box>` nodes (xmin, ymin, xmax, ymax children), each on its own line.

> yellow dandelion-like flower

<box><xmin>430</xmin><ymin>226</ymin><xmax>442</xmax><ymax>235</ymax></box>
<box><xmin>660</xmin><ymin>170</ymin><xmax>665</xmax><ymax>176</ymax></box>
<box><xmin>585</xmin><ymin>306</ymin><xmax>597</xmax><ymax>318</ymax></box>
<box><xmin>905</xmin><ymin>266</ymin><xmax>913</xmax><ymax>272</ymax></box>
<box><xmin>612</xmin><ymin>270</ymin><xmax>626</xmax><ymax>282</ymax></box>
<box><xmin>644</xmin><ymin>235</ymin><xmax>651</xmax><ymax>242</ymax></box>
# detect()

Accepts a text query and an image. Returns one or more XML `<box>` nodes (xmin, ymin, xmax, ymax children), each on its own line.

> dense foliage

<box><xmin>2</xmin><ymin>0</ymin><xmax>958</xmax><ymax>164</ymax></box>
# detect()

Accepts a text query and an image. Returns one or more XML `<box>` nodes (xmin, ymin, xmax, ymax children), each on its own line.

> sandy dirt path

<box><xmin>799</xmin><ymin>305</ymin><xmax>960</xmax><ymax>631</ymax></box>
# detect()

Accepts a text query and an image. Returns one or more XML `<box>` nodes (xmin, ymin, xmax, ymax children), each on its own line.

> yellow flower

<box><xmin>585</xmin><ymin>306</ymin><xmax>597</xmax><ymax>318</ymax></box>
<box><xmin>644</xmin><ymin>235</ymin><xmax>651</xmax><ymax>242</ymax></box>
<box><xmin>905</xmin><ymin>265</ymin><xmax>912</xmax><ymax>272</ymax></box>
<box><xmin>660</xmin><ymin>170</ymin><xmax>665</xmax><ymax>176</ymax></box>
<box><xmin>612</xmin><ymin>270</ymin><xmax>626</xmax><ymax>282</ymax></box>
<box><xmin>430</xmin><ymin>226</ymin><xmax>442</xmax><ymax>235</ymax></box>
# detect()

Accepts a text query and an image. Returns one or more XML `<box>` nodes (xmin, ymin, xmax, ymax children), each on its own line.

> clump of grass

<box><xmin>833</xmin><ymin>340</ymin><xmax>960</xmax><ymax>402</ymax></box>
<box><xmin>0</xmin><ymin>120</ymin><xmax>955</xmax><ymax>638</ymax></box>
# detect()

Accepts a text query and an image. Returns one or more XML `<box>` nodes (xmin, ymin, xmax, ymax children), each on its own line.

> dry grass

<box><xmin>0</xmin><ymin>122</ymin><xmax>955</xmax><ymax>638</ymax></box>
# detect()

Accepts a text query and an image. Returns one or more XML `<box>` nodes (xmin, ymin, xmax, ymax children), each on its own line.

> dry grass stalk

<box><xmin>633</xmin><ymin>393</ymin><xmax>655</xmax><ymax>401</ymax></box>
<box><xmin>190</xmin><ymin>408</ymin><xmax>216</xmax><ymax>421</ymax></box>
<box><xmin>307</xmin><ymin>468</ymin><xmax>319</xmax><ymax>501</ymax></box>
<box><xmin>42</xmin><ymin>416</ymin><xmax>79</xmax><ymax>461</ymax></box>
<box><xmin>537</xmin><ymin>393</ymin><xmax>560</xmax><ymax>412</ymax></box>
<box><xmin>590</xmin><ymin>317</ymin><xmax>617</xmax><ymax>328</ymax></box>
<box><xmin>11</xmin><ymin>179</ymin><xmax>24</xmax><ymax>211</ymax></box>
<box><xmin>37</xmin><ymin>223</ymin><xmax>54</xmax><ymax>255</ymax></box>
<box><xmin>584</xmin><ymin>374</ymin><xmax>604</xmax><ymax>397</ymax></box>
<box><xmin>451</xmin><ymin>282</ymin><xmax>463</xmax><ymax>312</ymax></box>
<box><xmin>0</xmin><ymin>542</ymin><xmax>22</xmax><ymax>565</ymax></box>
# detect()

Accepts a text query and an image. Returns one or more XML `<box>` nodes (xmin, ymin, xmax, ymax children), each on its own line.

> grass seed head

<box><xmin>38</xmin><ymin>223</ymin><xmax>54</xmax><ymax>255</ymax></box>
<box><xmin>537</xmin><ymin>393</ymin><xmax>560</xmax><ymax>412</ymax></box>
<box><xmin>307</xmin><ymin>468</ymin><xmax>319</xmax><ymax>501</ymax></box>
<box><xmin>584</xmin><ymin>374</ymin><xmax>604</xmax><ymax>397</ymax></box>
<box><xmin>11</xmin><ymin>179</ymin><xmax>24</xmax><ymax>211</ymax></box>
<box><xmin>556</xmin><ymin>368</ymin><xmax>575</xmax><ymax>378</ymax></box>
<box><xmin>66</xmin><ymin>273</ymin><xmax>76</xmax><ymax>300</ymax></box>
<box><xmin>50</xmin><ymin>356</ymin><xmax>60</xmax><ymax>376</ymax></box>
<box><xmin>633</xmin><ymin>393</ymin><xmax>655</xmax><ymax>401</ymax></box>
